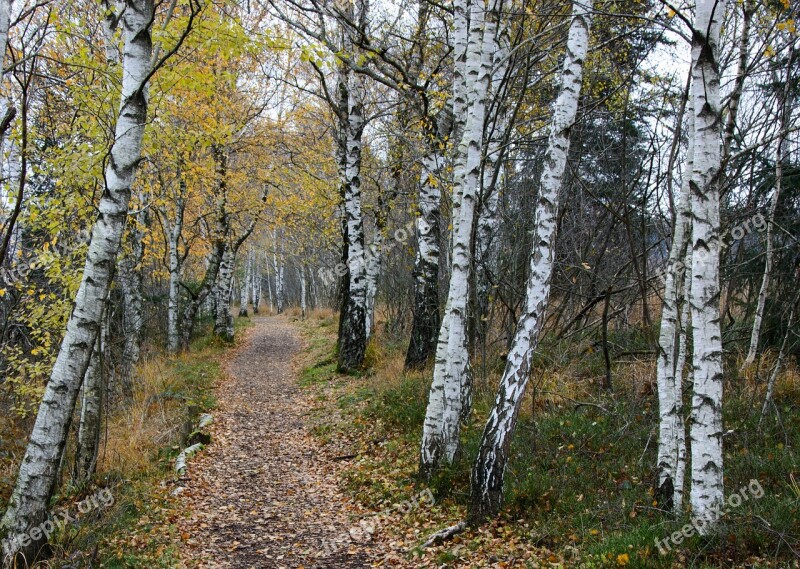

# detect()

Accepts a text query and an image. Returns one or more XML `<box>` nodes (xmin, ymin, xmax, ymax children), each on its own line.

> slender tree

<box><xmin>1</xmin><ymin>1</ymin><xmax>156</xmax><ymax>561</ymax></box>
<box><xmin>468</xmin><ymin>0</ymin><xmax>593</xmax><ymax>521</ymax></box>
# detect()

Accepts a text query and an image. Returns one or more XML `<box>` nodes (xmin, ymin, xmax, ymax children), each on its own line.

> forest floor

<box><xmin>175</xmin><ymin>315</ymin><xmax>381</xmax><ymax>568</ymax></box>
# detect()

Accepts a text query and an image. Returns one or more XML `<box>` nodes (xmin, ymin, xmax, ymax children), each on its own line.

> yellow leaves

<box><xmin>776</xmin><ymin>19</ymin><xmax>796</xmax><ymax>34</ymax></box>
<box><xmin>616</xmin><ymin>552</ymin><xmax>630</xmax><ymax>565</ymax></box>
<box><xmin>666</xmin><ymin>8</ymin><xmax>676</xmax><ymax>18</ymax></box>
<box><xmin>765</xmin><ymin>45</ymin><xmax>776</xmax><ymax>58</ymax></box>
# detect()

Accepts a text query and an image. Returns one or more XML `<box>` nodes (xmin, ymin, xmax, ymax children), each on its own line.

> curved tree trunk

<box><xmin>1</xmin><ymin>2</ymin><xmax>153</xmax><ymax>562</ymax></box>
<box><xmin>743</xmin><ymin>39</ymin><xmax>794</xmax><ymax>368</ymax></box>
<box><xmin>468</xmin><ymin>0</ymin><xmax>592</xmax><ymax>522</ymax></box>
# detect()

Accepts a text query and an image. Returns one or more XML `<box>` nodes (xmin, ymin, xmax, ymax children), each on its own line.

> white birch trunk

<box><xmin>406</xmin><ymin>137</ymin><xmax>444</xmax><ymax>369</ymax></box>
<box><xmin>118</xmin><ymin>191</ymin><xmax>148</xmax><ymax>389</ymax></box>
<box><xmin>474</xmin><ymin>21</ymin><xmax>509</xmax><ymax>343</ymax></box>
<box><xmin>364</xmin><ymin>230</ymin><xmax>382</xmax><ymax>341</ymax></box>
<box><xmin>238</xmin><ymin>249</ymin><xmax>250</xmax><ymax>317</ymax></box>
<box><xmin>656</xmin><ymin>104</ymin><xmax>693</xmax><ymax>513</ymax></box>
<box><xmin>1</xmin><ymin>1</ymin><xmax>153</xmax><ymax>562</ymax></box>
<box><xmin>214</xmin><ymin>246</ymin><xmax>235</xmax><ymax>341</ymax></box>
<box><xmin>251</xmin><ymin>250</ymin><xmax>260</xmax><ymax>314</ymax></box>
<box><xmin>468</xmin><ymin>0</ymin><xmax>592</xmax><ymax>521</ymax></box>
<box><xmin>265</xmin><ymin>252</ymin><xmax>274</xmax><ymax>312</ymax></box>
<box><xmin>688</xmin><ymin>0</ymin><xmax>726</xmax><ymax>530</ymax></box>
<box><xmin>73</xmin><ymin>316</ymin><xmax>106</xmax><ymax>485</ymax></box>
<box><xmin>449</xmin><ymin>0</ymin><xmax>471</xmax><ymax>242</ymax></box>
<box><xmin>300</xmin><ymin>263</ymin><xmax>307</xmax><ymax>319</ymax></box>
<box><xmin>273</xmin><ymin>229</ymin><xmax>284</xmax><ymax>314</ymax></box>
<box><xmin>336</xmin><ymin>7</ymin><xmax>369</xmax><ymax>371</ymax></box>
<box><xmin>743</xmin><ymin>39</ymin><xmax>793</xmax><ymax>368</ymax></box>
<box><xmin>421</xmin><ymin>0</ymin><xmax>496</xmax><ymax>478</ymax></box>
<box><xmin>165</xmin><ymin>189</ymin><xmax>185</xmax><ymax>354</ymax></box>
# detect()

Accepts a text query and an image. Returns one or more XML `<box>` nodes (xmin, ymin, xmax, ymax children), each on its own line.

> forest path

<box><xmin>177</xmin><ymin>315</ymin><xmax>375</xmax><ymax>568</ymax></box>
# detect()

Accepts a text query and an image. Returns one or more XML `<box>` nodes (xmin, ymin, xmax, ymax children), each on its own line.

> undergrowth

<box><xmin>1</xmin><ymin>316</ymin><xmax>252</xmax><ymax>568</ymax></box>
<box><xmin>298</xmin><ymin>312</ymin><xmax>800</xmax><ymax>568</ymax></box>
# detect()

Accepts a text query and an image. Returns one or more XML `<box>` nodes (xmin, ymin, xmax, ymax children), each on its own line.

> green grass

<box><xmin>299</xmin><ymin>315</ymin><xmax>800</xmax><ymax>568</ymax></box>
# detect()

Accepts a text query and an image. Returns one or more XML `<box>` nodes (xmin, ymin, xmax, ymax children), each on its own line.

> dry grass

<box><xmin>98</xmin><ymin>356</ymin><xmax>194</xmax><ymax>479</ymax></box>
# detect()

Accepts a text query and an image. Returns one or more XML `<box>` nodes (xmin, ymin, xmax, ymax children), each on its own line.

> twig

<box><xmin>416</xmin><ymin>521</ymin><xmax>466</xmax><ymax>550</ymax></box>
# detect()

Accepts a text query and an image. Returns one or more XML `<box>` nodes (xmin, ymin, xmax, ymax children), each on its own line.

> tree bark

<box><xmin>656</xmin><ymin>98</ymin><xmax>693</xmax><ymax>514</ymax></box>
<box><xmin>73</xmin><ymin>315</ymin><xmax>107</xmax><ymax>485</ymax></box>
<box><xmin>336</xmin><ymin>4</ymin><xmax>369</xmax><ymax>372</ymax></box>
<box><xmin>405</xmin><ymin>125</ymin><xmax>444</xmax><ymax>370</ymax></box>
<box><xmin>1</xmin><ymin>1</ymin><xmax>153</xmax><ymax>562</ymax></box>
<box><xmin>468</xmin><ymin>0</ymin><xmax>592</xmax><ymax>522</ymax></box>
<box><xmin>118</xmin><ymin>190</ymin><xmax>149</xmax><ymax>388</ymax></box>
<box><xmin>238</xmin><ymin>248</ymin><xmax>250</xmax><ymax>317</ymax></box>
<box><xmin>743</xmin><ymin>38</ymin><xmax>794</xmax><ymax>368</ymax></box>
<box><xmin>165</xmin><ymin>177</ymin><xmax>186</xmax><ymax>354</ymax></box>
<box><xmin>421</xmin><ymin>0</ymin><xmax>497</xmax><ymax>479</ymax></box>
<box><xmin>688</xmin><ymin>0</ymin><xmax>726</xmax><ymax>530</ymax></box>
<box><xmin>214</xmin><ymin>246</ymin><xmax>236</xmax><ymax>341</ymax></box>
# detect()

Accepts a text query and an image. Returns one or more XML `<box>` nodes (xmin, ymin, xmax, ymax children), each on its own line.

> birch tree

<box><xmin>164</xmin><ymin>179</ymin><xmax>186</xmax><ymax>354</ymax></box>
<box><xmin>118</xmin><ymin>190</ymin><xmax>149</xmax><ymax>382</ymax></box>
<box><xmin>1</xmin><ymin>1</ymin><xmax>156</xmax><ymax>561</ymax></box>
<box><xmin>238</xmin><ymin>249</ymin><xmax>250</xmax><ymax>317</ymax></box>
<box><xmin>420</xmin><ymin>0</ymin><xmax>499</xmax><ymax>479</ymax></box>
<box><xmin>687</xmin><ymin>0</ymin><xmax>726</xmax><ymax>530</ymax></box>
<box><xmin>743</xmin><ymin>37</ymin><xmax>795</xmax><ymax>368</ymax></box>
<box><xmin>468</xmin><ymin>0</ymin><xmax>593</xmax><ymax>521</ymax></box>
<box><xmin>656</xmin><ymin>98</ymin><xmax>693</xmax><ymax>513</ymax></box>
<box><xmin>336</xmin><ymin>1</ymin><xmax>369</xmax><ymax>372</ymax></box>
<box><xmin>73</xmin><ymin>314</ymin><xmax>107</xmax><ymax>484</ymax></box>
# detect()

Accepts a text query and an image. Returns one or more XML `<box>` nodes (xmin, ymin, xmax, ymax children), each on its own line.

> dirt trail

<box><xmin>177</xmin><ymin>316</ymin><xmax>375</xmax><ymax>568</ymax></box>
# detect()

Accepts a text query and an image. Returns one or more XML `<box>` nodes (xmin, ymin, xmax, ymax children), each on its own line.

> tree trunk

<box><xmin>656</xmin><ymin>99</ymin><xmax>693</xmax><ymax>514</ymax></box>
<box><xmin>300</xmin><ymin>263</ymin><xmax>308</xmax><ymax>319</ymax></box>
<box><xmin>73</xmin><ymin>315</ymin><xmax>107</xmax><ymax>485</ymax></box>
<box><xmin>215</xmin><ymin>246</ymin><xmax>235</xmax><ymax>341</ymax></box>
<box><xmin>238</xmin><ymin>249</ymin><xmax>250</xmax><ymax>317</ymax></box>
<box><xmin>468</xmin><ymin>0</ymin><xmax>592</xmax><ymax>522</ymax></box>
<box><xmin>420</xmin><ymin>0</ymin><xmax>497</xmax><ymax>479</ymax></box>
<box><xmin>251</xmin><ymin>250</ymin><xmax>260</xmax><ymax>314</ymax></box>
<box><xmin>688</xmin><ymin>0</ymin><xmax>726</xmax><ymax>531</ymax></box>
<box><xmin>405</xmin><ymin>130</ymin><xmax>443</xmax><ymax>370</ymax></box>
<box><xmin>1</xmin><ymin>2</ymin><xmax>153</xmax><ymax>562</ymax></box>
<box><xmin>473</xmin><ymin>16</ymin><xmax>509</xmax><ymax>349</ymax></box>
<box><xmin>273</xmin><ymin>229</ymin><xmax>284</xmax><ymax>314</ymax></box>
<box><xmin>118</xmin><ymin>192</ymin><xmax>148</xmax><ymax>391</ymax></box>
<box><xmin>743</xmin><ymin>39</ymin><xmax>794</xmax><ymax>368</ymax></box>
<box><xmin>336</xmin><ymin>16</ymin><xmax>369</xmax><ymax>372</ymax></box>
<box><xmin>166</xmin><ymin>184</ymin><xmax>186</xmax><ymax>354</ymax></box>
